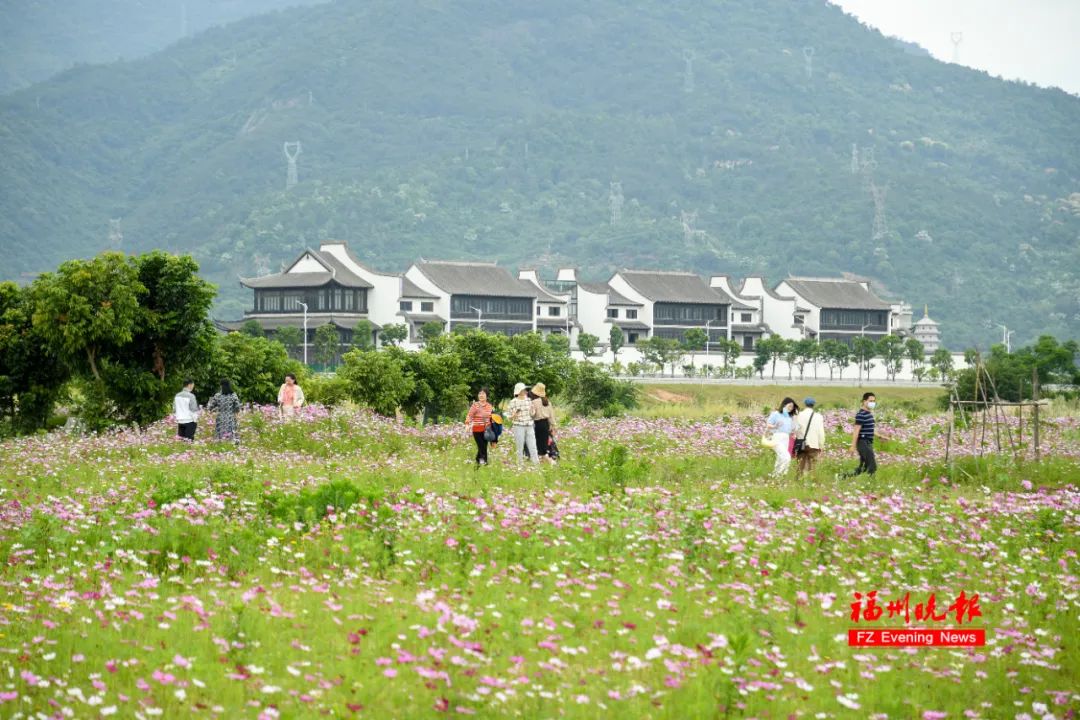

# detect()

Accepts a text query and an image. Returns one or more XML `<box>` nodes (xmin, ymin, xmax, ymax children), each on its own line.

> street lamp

<box><xmin>704</xmin><ymin>319</ymin><xmax>713</xmax><ymax>378</ymax></box>
<box><xmin>857</xmin><ymin>322</ymin><xmax>873</xmax><ymax>385</ymax></box>
<box><xmin>297</xmin><ymin>301</ymin><xmax>309</xmax><ymax>366</ymax></box>
<box><xmin>470</xmin><ymin>306</ymin><xmax>482</xmax><ymax>330</ymax></box>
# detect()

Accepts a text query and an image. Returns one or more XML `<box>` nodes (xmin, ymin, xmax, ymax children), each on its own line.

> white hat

<box><xmin>513</xmin><ymin>382</ymin><xmax>527</xmax><ymax>396</ymax></box>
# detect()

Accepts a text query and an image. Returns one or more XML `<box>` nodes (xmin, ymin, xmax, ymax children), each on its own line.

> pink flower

<box><xmin>445</xmin><ymin>538</ymin><xmax>459</xmax><ymax>548</ymax></box>
<box><xmin>923</xmin><ymin>713</ymin><xmax>947</xmax><ymax>720</ymax></box>
<box><xmin>383</xmin><ymin>668</ymin><xmax>398</xmax><ymax>678</ymax></box>
<box><xmin>0</xmin><ymin>691</ymin><xmax>18</xmax><ymax>703</ymax></box>
<box><xmin>173</xmin><ymin>654</ymin><xmax>191</xmax><ymax>669</ymax></box>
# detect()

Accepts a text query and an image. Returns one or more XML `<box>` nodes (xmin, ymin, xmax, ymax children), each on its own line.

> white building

<box><xmin>912</xmin><ymin>305</ymin><xmax>942</xmax><ymax>352</ymax></box>
<box><xmin>773</xmin><ymin>276</ymin><xmax>893</xmax><ymax>344</ymax></box>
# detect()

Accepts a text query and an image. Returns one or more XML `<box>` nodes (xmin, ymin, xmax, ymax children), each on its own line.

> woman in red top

<box><xmin>464</xmin><ymin>387</ymin><xmax>493</xmax><ymax>465</ymax></box>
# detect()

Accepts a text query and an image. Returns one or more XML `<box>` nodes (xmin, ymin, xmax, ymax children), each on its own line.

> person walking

<box><xmin>530</xmin><ymin>383</ymin><xmax>556</xmax><ymax>463</ymax></box>
<box><xmin>174</xmin><ymin>379</ymin><xmax>199</xmax><ymax>441</ymax></box>
<box><xmin>794</xmin><ymin>396</ymin><xmax>826</xmax><ymax>477</ymax></box>
<box><xmin>277</xmin><ymin>373</ymin><xmax>305</xmax><ymax>418</ymax></box>
<box><xmin>765</xmin><ymin>397</ymin><xmax>797</xmax><ymax>477</ymax></box>
<box><xmin>207</xmin><ymin>379</ymin><xmax>242</xmax><ymax>444</ymax></box>
<box><xmin>842</xmin><ymin>392</ymin><xmax>878</xmax><ymax>477</ymax></box>
<box><xmin>465</xmin><ymin>387</ymin><xmax>494</xmax><ymax>466</ymax></box>
<box><xmin>507</xmin><ymin>382</ymin><xmax>539</xmax><ymax>465</ymax></box>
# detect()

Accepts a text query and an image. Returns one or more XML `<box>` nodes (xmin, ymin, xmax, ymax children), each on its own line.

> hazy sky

<box><xmin>831</xmin><ymin>0</ymin><xmax>1080</xmax><ymax>96</ymax></box>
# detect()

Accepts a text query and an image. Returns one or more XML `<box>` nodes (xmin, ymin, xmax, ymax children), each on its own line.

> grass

<box><xmin>0</xmin><ymin>405</ymin><xmax>1076</xmax><ymax>718</ymax></box>
<box><xmin>636</xmin><ymin>383</ymin><xmax>945</xmax><ymax>419</ymax></box>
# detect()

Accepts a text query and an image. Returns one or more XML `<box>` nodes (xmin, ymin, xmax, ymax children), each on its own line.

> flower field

<box><xmin>1</xmin><ymin>405</ymin><xmax>1078</xmax><ymax>719</ymax></box>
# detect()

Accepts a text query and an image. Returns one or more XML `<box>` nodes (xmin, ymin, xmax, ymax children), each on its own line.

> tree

<box><xmin>876</xmin><ymin>335</ymin><xmax>907</xmax><ymax>382</ymax></box>
<box><xmin>792</xmin><ymin>338</ymin><xmax>817</xmax><ymax>380</ymax></box>
<box><xmin>418</xmin><ymin>321</ymin><xmax>444</xmax><ymax>347</ymax></box>
<box><xmin>352</xmin><ymin>319</ymin><xmax>375</xmax><ymax>351</ymax></box>
<box><xmin>275</xmin><ymin>325</ymin><xmax>304</xmax><ymax>357</ymax></box>
<box><xmin>930</xmin><ymin>348</ymin><xmax>954</xmax><ymax>381</ymax></box>
<box><xmin>397</xmin><ymin>348</ymin><xmax>470</xmax><ymax>423</ymax></box>
<box><xmin>638</xmin><ymin>337</ymin><xmax>682</xmax><ymax>377</ymax></box>
<box><xmin>240</xmin><ymin>319</ymin><xmax>264</xmax><ymax>338</ymax></box>
<box><xmin>338</xmin><ymin>349</ymin><xmax>414</xmax><ymax>416</ymax></box>
<box><xmin>545</xmin><ymin>333</ymin><xmax>571</xmax><ymax>357</ymax></box>
<box><xmin>381</xmin><ymin>323</ymin><xmax>408</xmax><ymax>347</ymax></box>
<box><xmin>314</xmin><ymin>324</ymin><xmax>342</xmax><ymax>369</ymax></box>
<box><xmin>0</xmin><ymin>282</ymin><xmax>69</xmax><ymax>433</ymax></box>
<box><xmin>756</xmin><ymin>335</ymin><xmax>787</xmax><ymax>380</ymax></box>
<box><xmin>682</xmin><ymin>328</ymin><xmax>707</xmax><ymax>353</ymax></box>
<box><xmin>752</xmin><ymin>346</ymin><xmax>769</xmax><ymax>379</ymax></box>
<box><xmin>720</xmin><ymin>339</ymin><xmax>742</xmax><ymax>376</ymax></box>
<box><xmin>31</xmin><ymin>252</ymin><xmax>144</xmax><ymax>384</ymax></box>
<box><xmin>782</xmin><ymin>339</ymin><xmax>799</xmax><ymax>380</ymax></box>
<box><xmin>609</xmin><ymin>326</ymin><xmax>624</xmax><ymax>362</ymax></box>
<box><xmin>821</xmin><ymin>339</ymin><xmax>850</xmax><ymax>380</ymax></box>
<box><xmin>905</xmin><ymin>338</ymin><xmax>926</xmax><ymax>383</ymax></box>
<box><xmin>204</xmin><ymin>333</ymin><xmax>305</xmax><ymax>405</ymax></box>
<box><xmin>851</xmin><ymin>336</ymin><xmax>878</xmax><ymax>383</ymax></box>
<box><xmin>564</xmin><ymin>361</ymin><xmax>638</xmax><ymax>416</ymax></box>
<box><xmin>577</xmin><ymin>332</ymin><xmax>599</xmax><ymax>358</ymax></box>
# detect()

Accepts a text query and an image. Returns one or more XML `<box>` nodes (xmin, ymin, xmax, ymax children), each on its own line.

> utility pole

<box><xmin>609</xmin><ymin>181</ymin><xmax>624</xmax><ymax>226</ymax></box>
<box><xmin>298</xmin><ymin>302</ymin><xmax>309</xmax><ymax>365</ymax></box>
<box><xmin>284</xmin><ymin>141</ymin><xmax>302</xmax><ymax>190</ymax></box>
<box><xmin>803</xmin><ymin>47</ymin><xmax>815</xmax><ymax>79</ymax></box>
<box><xmin>683</xmin><ymin>49</ymin><xmax>695</xmax><ymax>94</ymax></box>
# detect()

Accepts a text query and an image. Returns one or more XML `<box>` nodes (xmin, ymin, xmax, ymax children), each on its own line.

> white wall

<box><xmin>320</xmin><ymin>243</ymin><xmax>401</xmax><ymax>331</ymax></box>
<box><xmin>290</xmin><ymin>253</ymin><xmax>326</xmax><ymax>273</ymax></box>
<box><xmin>608</xmin><ymin>274</ymin><xmax>654</xmax><ymax>328</ymax></box>
<box><xmin>742</xmin><ymin>277</ymin><xmax>801</xmax><ymax>340</ymax></box>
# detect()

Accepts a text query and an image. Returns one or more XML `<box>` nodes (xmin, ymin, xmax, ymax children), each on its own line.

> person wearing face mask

<box><xmin>843</xmin><ymin>392</ymin><xmax>878</xmax><ymax>476</ymax></box>
<box><xmin>765</xmin><ymin>397</ymin><xmax>798</xmax><ymax>477</ymax></box>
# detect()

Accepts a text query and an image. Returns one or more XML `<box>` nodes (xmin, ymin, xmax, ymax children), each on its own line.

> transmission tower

<box><xmin>609</xmin><ymin>181</ymin><xmax>624</xmax><ymax>226</ymax></box>
<box><xmin>283</xmin><ymin>141</ymin><xmax>302</xmax><ymax>189</ymax></box>
<box><xmin>108</xmin><ymin>218</ymin><xmax>123</xmax><ymax>249</ymax></box>
<box><xmin>180</xmin><ymin>1</ymin><xmax>189</xmax><ymax>38</ymax></box>
<box><xmin>870</xmin><ymin>181</ymin><xmax>889</xmax><ymax>242</ymax></box>
<box><xmin>950</xmin><ymin>32</ymin><xmax>963</xmax><ymax>63</ymax></box>
<box><xmin>683</xmin><ymin>50</ymin><xmax>695</xmax><ymax>94</ymax></box>
<box><xmin>803</xmin><ymin>47</ymin><xmax>815</xmax><ymax>79</ymax></box>
<box><xmin>851</xmin><ymin>143</ymin><xmax>859</xmax><ymax>175</ymax></box>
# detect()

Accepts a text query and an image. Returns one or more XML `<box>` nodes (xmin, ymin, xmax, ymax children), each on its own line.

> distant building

<box><xmin>912</xmin><ymin>305</ymin><xmax>942</xmax><ymax>352</ymax></box>
<box><xmin>774</xmin><ymin>276</ymin><xmax>893</xmax><ymax>345</ymax></box>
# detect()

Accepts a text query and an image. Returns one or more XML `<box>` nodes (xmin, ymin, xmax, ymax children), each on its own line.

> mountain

<box><xmin>0</xmin><ymin>0</ymin><xmax>327</xmax><ymax>94</ymax></box>
<box><xmin>1</xmin><ymin>0</ymin><xmax>1078</xmax><ymax>346</ymax></box>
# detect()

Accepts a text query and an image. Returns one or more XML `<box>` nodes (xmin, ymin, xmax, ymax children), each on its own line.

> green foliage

<box><xmin>274</xmin><ymin>325</ymin><xmax>303</xmax><ymax>356</ymax></box>
<box><xmin>638</xmin><ymin>337</ymin><xmax>683</xmax><ymax>377</ymax></box>
<box><xmin>792</xmin><ymin>338</ymin><xmax>818</xmax><ymax>380</ymax></box>
<box><xmin>756</xmin><ymin>335</ymin><xmax>788</xmax><ymax>380</ymax></box>
<box><xmin>682</xmin><ymin>328</ymin><xmax>707</xmax><ymax>353</ymax></box>
<box><xmin>303</xmin><ymin>373</ymin><xmax>352</xmax><ymax>407</ymax></box>
<box><xmin>240</xmin><ymin>320</ymin><xmax>264</xmax><ymax>338</ymax></box>
<box><xmin>852</xmin><ymin>336</ymin><xmax>879</xmax><ymax>381</ymax></box>
<box><xmin>418</xmin><ymin>321</ymin><xmax>444</xmax><ymax>347</ymax></box>
<box><xmin>876</xmin><ymin>334</ymin><xmax>907</xmax><ymax>381</ymax></box>
<box><xmin>608</xmin><ymin>326</ymin><xmax>624</xmax><ymax>360</ymax></box>
<box><xmin>338</xmin><ymin>349</ymin><xmax>415</xmax><ymax>417</ymax></box>
<box><xmin>577</xmin><ymin>333</ymin><xmax>599</xmax><ymax>358</ymax></box>
<box><xmin>953</xmin><ymin>336</ymin><xmax>1078</xmax><ymax>402</ymax></box>
<box><xmin>399</xmin><ymin>349</ymin><xmax>470</xmax><ymax>423</ymax></box>
<box><xmin>544</xmin><ymin>333</ymin><xmax>571</xmax><ymax>357</ymax></box>
<box><xmin>380</xmin><ymin>323</ymin><xmax>408</xmax><ymax>348</ymax></box>
<box><xmin>206</xmin><ymin>333</ymin><xmax>305</xmax><ymax>405</ymax></box>
<box><xmin>931</xmin><ymin>347</ymin><xmax>954</xmax><ymax>380</ymax></box>
<box><xmin>0</xmin><ymin>282</ymin><xmax>68</xmax><ymax>434</ymax></box>
<box><xmin>352</xmin><ymin>319</ymin><xmax>375</xmax><ymax>351</ymax></box>
<box><xmin>313</xmin><ymin>325</ymin><xmax>341</xmax><ymax>369</ymax></box>
<box><xmin>821</xmin><ymin>339</ymin><xmax>851</xmax><ymax>380</ymax></box>
<box><xmin>564</xmin><ymin>361</ymin><xmax>639</xmax><ymax>417</ymax></box>
<box><xmin>3</xmin><ymin>0</ymin><xmax>1078</xmax><ymax>348</ymax></box>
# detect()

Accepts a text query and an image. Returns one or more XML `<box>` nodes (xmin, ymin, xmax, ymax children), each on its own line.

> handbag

<box><xmin>793</xmin><ymin>410</ymin><xmax>815</xmax><ymax>455</ymax></box>
<box><xmin>760</xmin><ymin>433</ymin><xmax>776</xmax><ymax>448</ymax></box>
<box><xmin>483</xmin><ymin>427</ymin><xmax>497</xmax><ymax>443</ymax></box>
<box><xmin>547</xmin><ymin>436</ymin><xmax>560</xmax><ymax>461</ymax></box>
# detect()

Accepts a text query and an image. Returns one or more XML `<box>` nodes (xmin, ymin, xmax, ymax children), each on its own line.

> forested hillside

<box><xmin>1</xmin><ymin>0</ymin><xmax>1078</xmax><ymax>345</ymax></box>
<box><xmin>0</xmin><ymin>0</ymin><xmax>326</xmax><ymax>94</ymax></box>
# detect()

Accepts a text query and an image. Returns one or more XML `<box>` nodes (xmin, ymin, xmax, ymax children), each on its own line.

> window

<box><xmin>607</xmin><ymin>308</ymin><xmax>619</xmax><ymax>319</ymax></box>
<box><xmin>258</xmin><ymin>291</ymin><xmax>281</xmax><ymax>312</ymax></box>
<box><xmin>653</xmin><ymin>303</ymin><xmax>726</xmax><ymax>324</ymax></box>
<box><xmin>548</xmin><ymin>306</ymin><xmax>561</xmax><ymax>317</ymax></box>
<box><xmin>344</xmin><ymin>290</ymin><xmax>355</xmax><ymax>311</ymax></box>
<box><xmin>741</xmin><ymin>313</ymin><xmax>752</xmax><ymax>323</ymax></box>
<box><xmin>820</xmin><ymin>310</ymin><xmax>886</xmax><ymax>328</ymax></box>
<box><xmin>421</xmin><ymin>301</ymin><xmax>434</xmax><ymax>312</ymax></box>
<box><xmin>627</xmin><ymin>332</ymin><xmax>639</xmax><ymax>345</ymax></box>
<box><xmin>283</xmin><ymin>291</ymin><xmax>304</xmax><ymax>311</ymax></box>
<box><xmin>742</xmin><ymin>335</ymin><xmax>754</xmax><ymax>350</ymax></box>
<box><xmin>626</xmin><ymin>309</ymin><xmax>638</xmax><ymax>319</ymax></box>
<box><xmin>400</xmin><ymin>301</ymin><xmax>413</xmax><ymax>312</ymax></box>
<box><xmin>794</xmin><ymin>315</ymin><xmax>804</xmax><ymax>325</ymax></box>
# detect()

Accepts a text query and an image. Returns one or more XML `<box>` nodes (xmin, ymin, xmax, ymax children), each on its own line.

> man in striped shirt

<box><xmin>843</xmin><ymin>392</ymin><xmax>877</xmax><ymax>477</ymax></box>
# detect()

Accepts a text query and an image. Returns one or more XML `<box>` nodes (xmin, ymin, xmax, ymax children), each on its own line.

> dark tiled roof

<box><xmin>577</xmin><ymin>281</ymin><xmax>611</xmax><ymax>294</ymax></box>
<box><xmin>416</xmin><ymin>261</ymin><xmax>539</xmax><ymax>298</ymax></box>
<box><xmin>240</xmin><ymin>248</ymin><xmax>372</xmax><ymax>289</ymax></box>
<box><xmin>223</xmin><ymin>314</ymin><xmax>379</xmax><ymax>331</ymax></box>
<box><xmin>401</xmin><ymin>313</ymin><xmax>444</xmax><ymax>324</ymax></box>
<box><xmin>784</xmin><ymin>278</ymin><xmax>892</xmax><ymax>310</ymax></box>
<box><xmin>619</xmin><ymin>270</ymin><xmax>752</xmax><ymax>308</ymax></box>
<box><xmin>240</xmin><ymin>272</ymin><xmax>333</xmax><ymax>289</ymax></box>
<box><xmin>606</xmin><ymin>289</ymin><xmax>642</xmax><ymax>307</ymax></box>
<box><xmin>400</xmin><ymin>277</ymin><xmax>437</xmax><ymax>299</ymax></box>
<box><xmin>606</xmin><ymin>319</ymin><xmax>651</xmax><ymax>330</ymax></box>
<box><xmin>537</xmin><ymin>316</ymin><xmax>570</xmax><ymax>327</ymax></box>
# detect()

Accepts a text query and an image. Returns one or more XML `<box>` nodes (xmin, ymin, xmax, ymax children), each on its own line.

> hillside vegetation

<box><xmin>1</xmin><ymin>0</ymin><xmax>1078</xmax><ymax>345</ymax></box>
